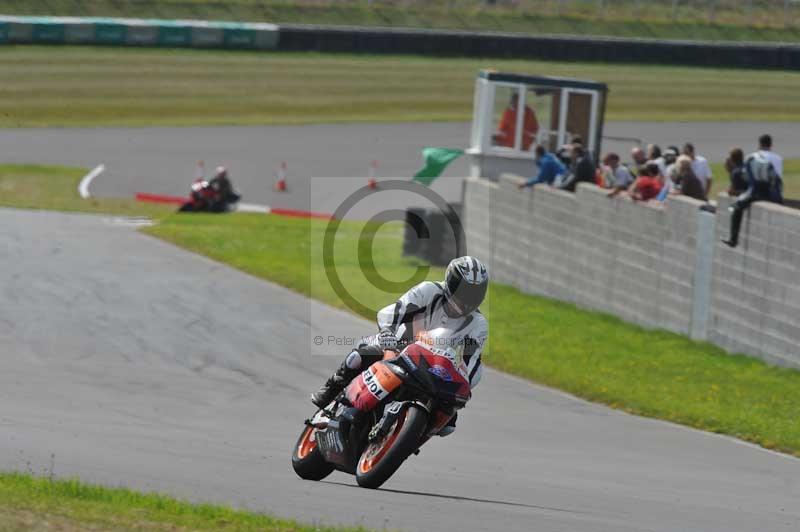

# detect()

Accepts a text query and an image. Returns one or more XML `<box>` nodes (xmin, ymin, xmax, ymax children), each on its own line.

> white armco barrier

<box><xmin>0</xmin><ymin>16</ymin><xmax>279</xmax><ymax>49</ymax></box>
<box><xmin>462</xmin><ymin>175</ymin><xmax>800</xmax><ymax>368</ymax></box>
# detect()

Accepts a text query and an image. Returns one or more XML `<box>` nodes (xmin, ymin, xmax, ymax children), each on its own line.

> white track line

<box><xmin>236</xmin><ymin>202</ymin><xmax>271</xmax><ymax>214</ymax></box>
<box><xmin>78</xmin><ymin>164</ymin><xmax>105</xmax><ymax>199</ymax></box>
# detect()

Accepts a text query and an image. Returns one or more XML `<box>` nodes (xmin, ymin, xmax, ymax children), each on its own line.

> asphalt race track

<box><xmin>1</xmin><ymin>208</ymin><xmax>798</xmax><ymax>531</ymax></box>
<box><xmin>3</xmin><ymin>121</ymin><xmax>799</xmax><ymax>218</ymax></box>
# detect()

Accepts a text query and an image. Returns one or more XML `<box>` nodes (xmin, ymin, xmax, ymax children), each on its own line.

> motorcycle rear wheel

<box><xmin>291</xmin><ymin>425</ymin><xmax>334</xmax><ymax>481</ymax></box>
<box><xmin>355</xmin><ymin>404</ymin><xmax>428</xmax><ymax>489</ymax></box>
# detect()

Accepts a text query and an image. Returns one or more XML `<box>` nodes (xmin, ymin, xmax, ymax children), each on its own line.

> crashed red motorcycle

<box><xmin>178</xmin><ymin>179</ymin><xmax>240</xmax><ymax>213</ymax></box>
<box><xmin>291</xmin><ymin>332</ymin><xmax>471</xmax><ymax>489</ymax></box>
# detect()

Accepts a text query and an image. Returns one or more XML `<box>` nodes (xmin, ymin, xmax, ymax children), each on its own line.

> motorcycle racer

<box><xmin>311</xmin><ymin>256</ymin><xmax>489</xmax><ymax>434</ymax></box>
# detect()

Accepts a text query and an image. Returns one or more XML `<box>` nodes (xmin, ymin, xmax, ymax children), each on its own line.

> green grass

<box><xmin>145</xmin><ymin>211</ymin><xmax>800</xmax><ymax>458</ymax></box>
<box><xmin>4</xmin><ymin>46</ymin><xmax>800</xmax><ymax>127</ymax></box>
<box><xmin>4</xmin><ymin>0</ymin><xmax>800</xmax><ymax>43</ymax></box>
<box><xmin>0</xmin><ymin>164</ymin><xmax>174</xmax><ymax>217</ymax></box>
<box><xmin>0</xmin><ymin>472</ymin><xmax>366</xmax><ymax>531</ymax></box>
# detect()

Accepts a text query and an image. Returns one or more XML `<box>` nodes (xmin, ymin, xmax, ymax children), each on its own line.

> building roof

<box><xmin>478</xmin><ymin>70</ymin><xmax>609</xmax><ymax>92</ymax></box>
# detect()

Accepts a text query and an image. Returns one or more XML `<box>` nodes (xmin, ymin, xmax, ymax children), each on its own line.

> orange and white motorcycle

<box><xmin>291</xmin><ymin>332</ymin><xmax>471</xmax><ymax>489</ymax></box>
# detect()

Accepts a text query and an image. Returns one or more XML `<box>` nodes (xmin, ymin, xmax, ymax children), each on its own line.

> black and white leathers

<box><xmin>376</xmin><ymin>281</ymin><xmax>488</xmax><ymax>389</ymax></box>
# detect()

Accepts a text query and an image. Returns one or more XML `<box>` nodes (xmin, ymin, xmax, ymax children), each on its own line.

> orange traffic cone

<box><xmin>274</xmin><ymin>161</ymin><xmax>287</xmax><ymax>192</ymax></box>
<box><xmin>367</xmin><ymin>160</ymin><xmax>378</xmax><ymax>189</ymax></box>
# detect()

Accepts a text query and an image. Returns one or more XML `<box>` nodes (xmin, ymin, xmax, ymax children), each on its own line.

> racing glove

<box><xmin>377</xmin><ymin>327</ymin><xmax>399</xmax><ymax>351</ymax></box>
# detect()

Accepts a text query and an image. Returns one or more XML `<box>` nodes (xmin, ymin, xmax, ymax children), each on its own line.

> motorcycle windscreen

<box><xmin>345</xmin><ymin>362</ymin><xmax>403</xmax><ymax>412</ymax></box>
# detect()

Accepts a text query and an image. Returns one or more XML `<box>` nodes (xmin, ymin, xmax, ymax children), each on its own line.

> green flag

<box><xmin>412</xmin><ymin>147</ymin><xmax>464</xmax><ymax>186</ymax></box>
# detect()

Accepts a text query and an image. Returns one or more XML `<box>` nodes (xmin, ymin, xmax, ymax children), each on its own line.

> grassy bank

<box><xmin>146</xmin><ymin>212</ymin><xmax>800</xmax><ymax>458</ymax></box>
<box><xmin>0</xmin><ymin>164</ymin><xmax>173</xmax><ymax>217</ymax></box>
<box><xmin>0</xmin><ymin>472</ymin><xmax>366</xmax><ymax>531</ymax></box>
<box><xmin>3</xmin><ymin>46</ymin><xmax>800</xmax><ymax>127</ymax></box>
<box><xmin>3</xmin><ymin>0</ymin><xmax>800</xmax><ymax>43</ymax></box>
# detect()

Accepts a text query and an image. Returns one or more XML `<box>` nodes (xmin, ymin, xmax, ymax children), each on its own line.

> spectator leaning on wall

<box><xmin>518</xmin><ymin>145</ymin><xmax>566</xmax><ymax>189</ymax></box>
<box><xmin>646</xmin><ymin>144</ymin><xmax>667</xmax><ymax>176</ymax></box>
<box><xmin>629</xmin><ymin>163</ymin><xmax>664</xmax><ymax>202</ymax></box>
<box><xmin>675</xmin><ymin>155</ymin><xmax>707</xmax><ymax>202</ymax></box>
<box><xmin>559</xmin><ymin>144</ymin><xmax>596</xmax><ymax>193</ymax></box>
<box><xmin>630</xmin><ymin>146</ymin><xmax>648</xmax><ymax>173</ymax></box>
<box><xmin>682</xmin><ymin>143</ymin><xmax>714</xmax><ymax>198</ymax></box>
<box><xmin>722</xmin><ymin>152</ymin><xmax>784</xmax><ymax>248</ymax></box>
<box><xmin>604</xmin><ymin>152</ymin><xmax>635</xmax><ymax>196</ymax></box>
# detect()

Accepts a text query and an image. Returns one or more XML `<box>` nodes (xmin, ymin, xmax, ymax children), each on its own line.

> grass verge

<box><xmin>145</xmin><ymin>211</ymin><xmax>800</xmax><ymax>458</ymax></box>
<box><xmin>0</xmin><ymin>472</ymin><xmax>366</xmax><ymax>531</ymax></box>
<box><xmin>3</xmin><ymin>46</ymin><xmax>800</xmax><ymax>127</ymax></box>
<box><xmin>3</xmin><ymin>0</ymin><xmax>800</xmax><ymax>43</ymax></box>
<box><xmin>0</xmin><ymin>164</ymin><xmax>173</xmax><ymax>218</ymax></box>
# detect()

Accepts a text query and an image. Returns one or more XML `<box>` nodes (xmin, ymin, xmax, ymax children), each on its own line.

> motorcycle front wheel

<box><xmin>291</xmin><ymin>425</ymin><xmax>334</xmax><ymax>481</ymax></box>
<box><xmin>355</xmin><ymin>404</ymin><xmax>428</xmax><ymax>489</ymax></box>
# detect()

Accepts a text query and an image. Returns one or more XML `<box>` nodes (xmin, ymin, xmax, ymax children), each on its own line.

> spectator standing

<box><xmin>756</xmin><ymin>134</ymin><xmax>783</xmax><ymax>178</ymax></box>
<box><xmin>647</xmin><ymin>144</ymin><xmax>667</xmax><ymax>176</ymax></box>
<box><xmin>662</xmin><ymin>146</ymin><xmax>679</xmax><ymax>179</ymax></box>
<box><xmin>722</xmin><ymin>152</ymin><xmax>784</xmax><ymax>248</ymax></box>
<box><xmin>493</xmin><ymin>92</ymin><xmax>539</xmax><ymax>151</ymax></box>
<box><xmin>559</xmin><ymin>144</ymin><xmax>595</xmax><ymax>192</ymax></box>
<box><xmin>682</xmin><ymin>143</ymin><xmax>713</xmax><ymax>197</ymax></box>
<box><xmin>725</xmin><ymin>148</ymin><xmax>748</xmax><ymax>197</ymax></box>
<box><xmin>602</xmin><ymin>152</ymin><xmax>635</xmax><ymax>194</ymax></box>
<box><xmin>630</xmin><ymin>146</ymin><xmax>648</xmax><ymax>173</ymax></box>
<box><xmin>674</xmin><ymin>155</ymin><xmax>707</xmax><ymax>201</ymax></box>
<box><xmin>518</xmin><ymin>145</ymin><xmax>566</xmax><ymax>189</ymax></box>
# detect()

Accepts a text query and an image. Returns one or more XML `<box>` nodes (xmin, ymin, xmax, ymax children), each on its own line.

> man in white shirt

<box><xmin>757</xmin><ymin>134</ymin><xmax>783</xmax><ymax>178</ymax></box>
<box><xmin>683</xmin><ymin>143</ymin><xmax>713</xmax><ymax>197</ymax></box>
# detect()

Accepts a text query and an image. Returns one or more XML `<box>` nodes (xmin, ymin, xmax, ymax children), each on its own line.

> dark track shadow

<box><xmin>320</xmin><ymin>480</ymin><xmax>586</xmax><ymax>514</ymax></box>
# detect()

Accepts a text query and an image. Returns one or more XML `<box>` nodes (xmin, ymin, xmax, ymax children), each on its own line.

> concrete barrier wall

<box><xmin>463</xmin><ymin>175</ymin><xmax>800</xmax><ymax>367</ymax></box>
<box><xmin>711</xmin><ymin>196</ymin><xmax>800</xmax><ymax>367</ymax></box>
<box><xmin>0</xmin><ymin>16</ymin><xmax>279</xmax><ymax>49</ymax></box>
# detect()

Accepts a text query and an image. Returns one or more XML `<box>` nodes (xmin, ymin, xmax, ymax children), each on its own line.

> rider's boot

<box><xmin>310</xmin><ymin>350</ymin><xmax>362</xmax><ymax>408</ymax></box>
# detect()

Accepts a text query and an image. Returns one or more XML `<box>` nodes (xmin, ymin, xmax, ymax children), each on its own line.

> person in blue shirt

<box><xmin>518</xmin><ymin>145</ymin><xmax>567</xmax><ymax>189</ymax></box>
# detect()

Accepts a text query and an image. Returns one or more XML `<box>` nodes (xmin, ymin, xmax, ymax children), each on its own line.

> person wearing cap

<box><xmin>654</xmin><ymin>147</ymin><xmax>681</xmax><ymax>202</ymax></box>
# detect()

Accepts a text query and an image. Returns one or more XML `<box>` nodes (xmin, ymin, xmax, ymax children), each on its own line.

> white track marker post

<box><xmin>78</xmin><ymin>164</ymin><xmax>105</xmax><ymax>199</ymax></box>
<box><xmin>275</xmin><ymin>161</ymin><xmax>287</xmax><ymax>192</ymax></box>
<box><xmin>367</xmin><ymin>160</ymin><xmax>378</xmax><ymax>189</ymax></box>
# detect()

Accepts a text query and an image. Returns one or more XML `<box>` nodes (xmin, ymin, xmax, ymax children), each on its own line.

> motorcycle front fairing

<box><xmin>312</xmin><ymin>405</ymin><xmax>365</xmax><ymax>474</ymax></box>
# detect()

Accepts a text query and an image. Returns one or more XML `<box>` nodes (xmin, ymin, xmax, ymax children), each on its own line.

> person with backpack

<box><xmin>722</xmin><ymin>152</ymin><xmax>784</xmax><ymax>248</ymax></box>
